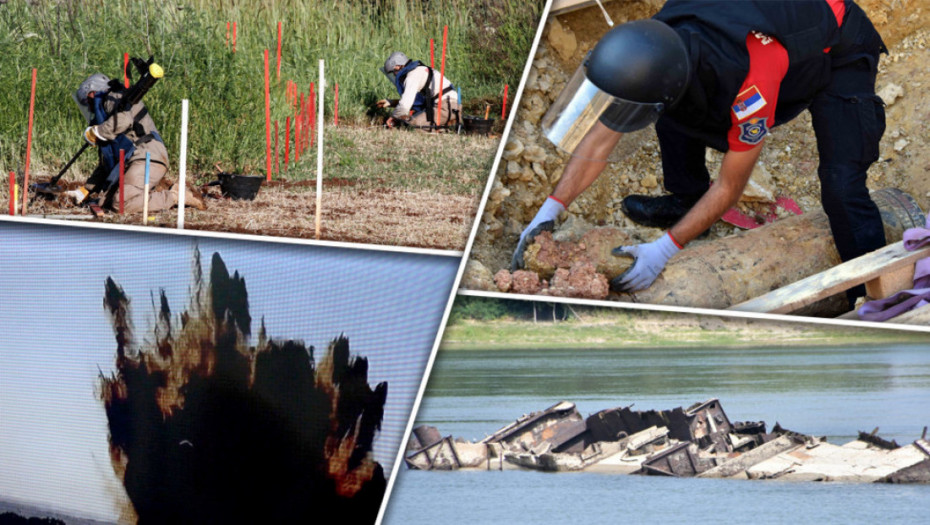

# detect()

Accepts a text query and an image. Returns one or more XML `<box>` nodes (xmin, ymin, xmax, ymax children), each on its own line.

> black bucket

<box><xmin>463</xmin><ymin>116</ymin><xmax>494</xmax><ymax>135</ymax></box>
<box><xmin>211</xmin><ymin>173</ymin><xmax>263</xmax><ymax>200</ymax></box>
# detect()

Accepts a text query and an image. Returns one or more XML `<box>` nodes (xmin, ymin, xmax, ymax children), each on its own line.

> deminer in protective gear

<box><xmin>513</xmin><ymin>0</ymin><xmax>886</xmax><ymax>305</ymax></box>
<box><xmin>377</xmin><ymin>51</ymin><xmax>461</xmax><ymax>129</ymax></box>
<box><xmin>69</xmin><ymin>73</ymin><xmax>205</xmax><ymax>212</ymax></box>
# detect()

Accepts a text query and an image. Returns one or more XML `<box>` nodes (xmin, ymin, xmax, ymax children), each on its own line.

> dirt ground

<box><xmin>467</xmin><ymin>0</ymin><xmax>930</xmax><ymax>286</ymax></box>
<box><xmin>15</xmin><ymin>126</ymin><xmax>499</xmax><ymax>251</ymax></box>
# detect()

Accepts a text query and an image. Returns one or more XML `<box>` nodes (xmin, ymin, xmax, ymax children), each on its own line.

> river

<box><xmin>382</xmin><ymin>343</ymin><xmax>930</xmax><ymax>524</ymax></box>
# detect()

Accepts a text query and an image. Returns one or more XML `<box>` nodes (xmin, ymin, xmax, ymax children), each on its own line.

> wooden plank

<box><xmin>865</xmin><ymin>263</ymin><xmax>915</xmax><ymax>299</ymax></box>
<box><xmin>552</xmin><ymin>0</ymin><xmax>616</xmax><ymax>16</ymax></box>
<box><xmin>730</xmin><ymin>241</ymin><xmax>930</xmax><ymax>314</ymax></box>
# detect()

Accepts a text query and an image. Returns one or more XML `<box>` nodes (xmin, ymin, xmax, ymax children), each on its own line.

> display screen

<box><xmin>0</xmin><ymin>221</ymin><xmax>458</xmax><ymax>523</ymax></box>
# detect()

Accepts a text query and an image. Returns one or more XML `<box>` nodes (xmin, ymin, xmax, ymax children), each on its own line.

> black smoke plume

<box><xmin>99</xmin><ymin>249</ymin><xmax>387</xmax><ymax>523</ymax></box>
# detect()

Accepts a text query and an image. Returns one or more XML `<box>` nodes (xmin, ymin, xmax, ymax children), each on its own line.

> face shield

<box><xmin>72</xmin><ymin>91</ymin><xmax>95</xmax><ymax>124</ymax></box>
<box><xmin>380</xmin><ymin>66</ymin><xmax>397</xmax><ymax>86</ymax></box>
<box><xmin>382</xmin><ymin>51</ymin><xmax>408</xmax><ymax>86</ymax></box>
<box><xmin>74</xmin><ymin>73</ymin><xmax>110</xmax><ymax>124</ymax></box>
<box><xmin>541</xmin><ymin>61</ymin><xmax>663</xmax><ymax>162</ymax></box>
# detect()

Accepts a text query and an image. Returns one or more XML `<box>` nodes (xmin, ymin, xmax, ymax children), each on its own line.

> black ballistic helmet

<box><xmin>585</xmin><ymin>19</ymin><xmax>690</xmax><ymax>128</ymax></box>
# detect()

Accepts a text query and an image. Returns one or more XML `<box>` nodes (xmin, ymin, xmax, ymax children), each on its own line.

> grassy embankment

<box><xmin>441</xmin><ymin>310</ymin><xmax>930</xmax><ymax>350</ymax></box>
<box><xmin>0</xmin><ymin>0</ymin><xmax>541</xmax><ymax>190</ymax></box>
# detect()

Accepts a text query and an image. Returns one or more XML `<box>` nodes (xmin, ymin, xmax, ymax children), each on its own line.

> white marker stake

<box><xmin>177</xmin><ymin>99</ymin><xmax>189</xmax><ymax>229</ymax></box>
<box><xmin>316</xmin><ymin>59</ymin><xmax>324</xmax><ymax>240</ymax></box>
<box><xmin>143</xmin><ymin>152</ymin><xmax>151</xmax><ymax>224</ymax></box>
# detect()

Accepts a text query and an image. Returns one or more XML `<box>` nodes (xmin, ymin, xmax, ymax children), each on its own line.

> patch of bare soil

<box><xmin>21</xmin><ymin>181</ymin><xmax>479</xmax><ymax>251</ymax></box>
<box><xmin>468</xmin><ymin>0</ymin><xmax>930</xmax><ymax>290</ymax></box>
<box><xmin>13</xmin><ymin>123</ymin><xmax>496</xmax><ymax>250</ymax></box>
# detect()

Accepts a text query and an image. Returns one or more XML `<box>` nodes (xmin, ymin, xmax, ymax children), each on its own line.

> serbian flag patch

<box><xmin>732</xmin><ymin>85</ymin><xmax>766</xmax><ymax>120</ymax></box>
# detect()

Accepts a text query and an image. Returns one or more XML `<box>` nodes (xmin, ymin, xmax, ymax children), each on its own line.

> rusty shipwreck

<box><xmin>406</xmin><ymin>399</ymin><xmax>930</xmax><ymax>483</ymax></box>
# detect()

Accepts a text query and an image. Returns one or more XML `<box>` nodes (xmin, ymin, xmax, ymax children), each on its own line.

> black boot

<box><xmin>621</xmin><ymin>193</ymin><xmax>703</xmax><ymax>229</ymax></box>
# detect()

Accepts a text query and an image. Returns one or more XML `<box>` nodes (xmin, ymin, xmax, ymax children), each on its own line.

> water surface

<box><xmin>383</xmin><ymin>343</ymin><xmax>930</xmax><ymax>524</ymax></box>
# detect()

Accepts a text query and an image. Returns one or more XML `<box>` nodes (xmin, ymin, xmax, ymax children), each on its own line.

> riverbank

<box><xmin>440</xmin><ymin>312</ymin><xmax>928</xmax><ymax>350</ymax></box>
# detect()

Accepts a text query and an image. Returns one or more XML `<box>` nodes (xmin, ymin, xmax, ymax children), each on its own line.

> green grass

<box><xmin>0</xmin><ymin>0</ymin><xmax>542</xmax><ymax>181</ymax></box>
<box><xmin>291</xmin><ymin>125</ymin><xmax>497</xmax><ymax>195</ymax></box>
<box><xmin>439</xmin><ymin>317</ymin><xmax>930</xmax><ymax>351</ymax></box>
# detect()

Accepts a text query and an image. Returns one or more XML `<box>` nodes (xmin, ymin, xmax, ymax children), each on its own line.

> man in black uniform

<box><xmin>513</xmin><ymin>0</ymin><xmax>886</xmax><ymax>302</ymax></box>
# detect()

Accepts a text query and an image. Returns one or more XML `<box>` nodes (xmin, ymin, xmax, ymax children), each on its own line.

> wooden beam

<box><xmin>730</xmin><ymin>241</ymin><xmax>930</xmax><ymax>314</ymax></box>
<box><xmin>865</xmin><ymin>263</ymin><xmax>914</xmax><ymax>299</ymax></box>
<box><xmin>552</xmin><ymin>0</ymin><xmax>616</xmax><ymax>16</ymax></box>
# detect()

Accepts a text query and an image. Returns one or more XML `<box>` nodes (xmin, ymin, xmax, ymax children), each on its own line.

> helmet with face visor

<box><xmin>381</xmin><ymin>51</ymin><xmax>409</xmax><ymax>85</ymax></box>
<box><xmin>542</xmin><ymin>19</ymin><xmax>689</xmax><ymax>161</ymax></box>
<box><xmin>73</xmin><ymin>73</ymin><xmax>112</xmax><ymax>124</ymax></box>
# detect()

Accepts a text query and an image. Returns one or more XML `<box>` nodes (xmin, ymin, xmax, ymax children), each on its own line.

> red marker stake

<box><xmin>119</xmin><ymin>149</ymin><xmax>125</xmax><ymax>214</ymax></box>
<box><xmin>430</xmin><ymin>38</ymin><xmax>434</xmax><ymax>69</ymax></box>
<box><xmin>8</xmin><ymin>172</ymin><xmax>14</xmax><ymax>216</ymax></box>
<box><xmin>124</xmin><ymin>53</ymin><xmax>130</xmax><ymax>88</ymax></box>
<box><xmin>274</xmin><ymin>120</ymin><xmax>279</xmax><ymax>176</ymax></box>
<box><xmin>226</xmin><ymin>22</ymin><xmax>230</xmax><ymax>48</ymax></box>
<box><xmin>299</xmin><ymin>92</ymin><xmax>305</xmax><ymax>154</ymax></box>
<box><xmin>21</xmin><ymin>68</ymin><xmax>36</xmax><ymax>216</ymax></box>
<box><xmin>334</xmin><ymin>83</ymin><xmax>339</xmax><ymax>126</ymax></box>
<box><xmin>502</xmin><ymin>84</ymin><xmax>509</xmax><ymax>120</ymax></box>
<box><xmin>232</xmin><ymin>21</ymin><xmax>237</xmax><ymax>53</ymax></box>
<box><xmin>437</xmin><ymin>26</ymin><xmax>448</xmax><ymax>129</ymax></box>
<box><xmin>295</xmin><ymin>112</ymin><xmax>301</xmax><ymax>162</ymax></box>
<box><xmin>301</xmin><ymin>99</ymin><xmax>307</xmax><ymax>150</ymax></box>
<box><xmin>284</xmin><ymin>116</ymin><xmax>290</xmax><ymax>170</ymax></box>
<box><xmin>307</xmin><ymin>94</ymin><xmax>313</xmax><ymax>149</ymax></box>
<box><xmin>276</xmin><ymin>21</ymin><xmax>282</xmax><ymax>80</ymax></box>
<box><xmin>264</xmin><ymin>49</ymin><xmax>272</xmax><ymax>181</ymax></box>
<box><xmin>308</xmin><ymin>86</ymin><xmax>315</xmax><ymax>148</ymax></box>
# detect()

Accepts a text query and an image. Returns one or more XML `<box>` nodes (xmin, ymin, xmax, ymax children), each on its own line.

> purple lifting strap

<box><xmin>858</xmin><ymin>215</ymin><xmax>930</xmax><ymax>322</ymax></box>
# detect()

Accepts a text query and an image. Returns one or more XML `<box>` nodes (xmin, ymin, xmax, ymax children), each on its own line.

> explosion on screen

<box><xmin>99</xmin><ymin>249</ymin><xmax>387</xmax><ymax>523</ymax></box>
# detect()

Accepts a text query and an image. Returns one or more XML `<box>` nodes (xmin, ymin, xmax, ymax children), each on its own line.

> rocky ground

<box><xmin>465</xmin><ymin>0</ymin><xmax>930</xmax><ymax>298</ymax></box>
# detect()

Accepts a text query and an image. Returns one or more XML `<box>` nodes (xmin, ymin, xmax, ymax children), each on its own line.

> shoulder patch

<box><xmin>738</xmin><ymin>117</ymin><xmax>768</xmax><ymax>145</ymax></box>
<box><xmin>732</xmin><ymin>85</ymin><xmax>767</xmax><ymax>120</ymax></box>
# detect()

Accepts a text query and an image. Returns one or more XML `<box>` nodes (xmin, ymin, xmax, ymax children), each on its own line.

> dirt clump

<box><xmin>547</xmin><ymin>261</ymin><xmax>610</xmax><ymax>300</ymax></box>
<box><xmin>493</xmin><ymin>268</ymin><xmax>514</xmax><ymax>292</ymax></box>
<box><xmin>525</xmin><ymin>227</ymin><xmax>632</xmax><ymax>279</ymax></box>
<box><xmin>463</xmin><ymin>260</ymin><xmax>497</xmax><ymax>292</ymax></box>
<box><xmin>512</xmin><ymin>270</ymin><xmax>543</xmax><ymax>295</ymax></box>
